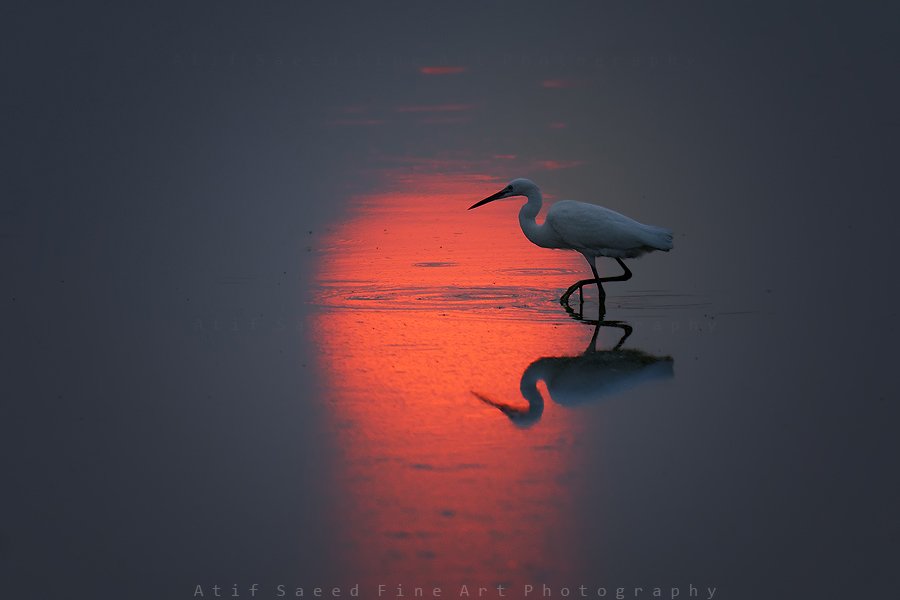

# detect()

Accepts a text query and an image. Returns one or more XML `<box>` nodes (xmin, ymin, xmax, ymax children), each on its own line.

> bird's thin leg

<box><xmin>576</xmin><ymin>257</ymin><xmax>631</xmax><ymax>316</ymax></box>
<box><xmin>588</xmin><ymin>257</ymin><xmax>606</xmax><ymax>301</ymax></box>
<box><xmin>560</xmin><ymin>254</ymin><xmax>605</xmax><ymax>305</ymax></box>
<box><xmin>598</xmin><ymin>258</ymin><xmax>632</xmax><ymax>283</ymax></box>
<box><xmin>561</xmin><ymin>258</ymin><xmax>631</xmax><ymax>306</ymax></box>
<box><xmin>587</xmin><ymin>259</ymin><xmax>610</xmax><ymax>320</ymax></box>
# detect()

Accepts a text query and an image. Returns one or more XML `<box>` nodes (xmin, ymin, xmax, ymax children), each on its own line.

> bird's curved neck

<box><xmin>518</xmin><ymin>189</ymin><xmax>554</xmax><ymax>248</ymax></box>
<box><xmin>517</xmin><ymin>359</ymin><xmax>550</xmax><ymax>420</ymax></box>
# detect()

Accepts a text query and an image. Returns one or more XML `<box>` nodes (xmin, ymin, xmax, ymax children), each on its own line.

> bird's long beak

<box><xmin>468</xmin><ymin>188</ymin><xmax>507</xmax><ymax>210</ymax></box>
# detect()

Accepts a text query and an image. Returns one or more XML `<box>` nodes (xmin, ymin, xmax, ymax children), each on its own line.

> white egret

<box><xmin>469</xmin><ymin>178</ymin><xmax>673</xmax><ymax>304</ymax></box>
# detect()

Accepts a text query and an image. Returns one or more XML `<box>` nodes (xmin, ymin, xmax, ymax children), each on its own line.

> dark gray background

<box><xmin>2</xmin><ymin>2</ymin><xmax>898</xmax><ymax>598</ymax></box>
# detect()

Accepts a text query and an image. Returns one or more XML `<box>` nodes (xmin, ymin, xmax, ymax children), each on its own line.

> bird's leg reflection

<box><xmin>563</xmin><ymin>289</ymin><xmax>607</xmax><ymax>322</ymax></box>
<box><xmin>589</xmin><ymin>320</ymin><xmax>632</xmax><ymax>351</ymax></box>
<box><xmin>589</xmin><ymin>321</ymin><xmax>634</xmax><ymax>352</ymax></box>
<box><xmin>473</xmin><ymin>320</ymin><xmax>672</xmax><ymax>427</ymax></box>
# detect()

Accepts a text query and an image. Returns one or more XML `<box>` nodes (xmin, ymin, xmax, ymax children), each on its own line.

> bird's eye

<box><xmin>506</xmin><ymin>186</ymin><xmax>513</xmax><ymax>191</ymax></box>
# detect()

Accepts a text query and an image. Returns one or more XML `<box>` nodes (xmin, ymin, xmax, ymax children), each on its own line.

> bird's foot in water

<box><xmin>560</xmin><ymin>280</ymin><xmax>608</xmax><ymax>321</ymax></box>
<box><xmin>560</xmin><ymin>278</ymin><xmax>604</xmax><ymax>306</ymax></box>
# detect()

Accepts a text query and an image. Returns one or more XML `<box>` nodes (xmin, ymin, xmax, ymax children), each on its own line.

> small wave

<box><xmin>412</xmin><ymin>262</ymin><xmax>458</xmax><ymax>268</ymax></box>
<box><xmin>313</xmin><ymin>284</ymin><xmax>567</xmax><ymax>321</ymax></box>
<box><xmin>497</xmin><ymin>267</ymin><xmax>580</xmax><ymax>276</ymax></box>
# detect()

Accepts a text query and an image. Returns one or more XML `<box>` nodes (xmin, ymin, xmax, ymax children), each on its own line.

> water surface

<box><xmin>310</xmin><ymin>173</ymin><xmax>720</xmax><ymax>590</ymax></box>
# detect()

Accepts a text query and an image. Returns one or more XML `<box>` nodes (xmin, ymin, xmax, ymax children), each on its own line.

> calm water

<box><xmin>4</xmin><ymin>167</ymin><xmax>896</xmax><ymax>600</ymax></box>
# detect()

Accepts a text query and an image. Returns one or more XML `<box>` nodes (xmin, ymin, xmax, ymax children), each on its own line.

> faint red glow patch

<box><xmin>329</xmin><ymin>119</ymin><xmax>385</xmax><ymax>126</ymax></box>
<box><xmin>373</xmin><ymin>154</ymin><xmax>529</xmax><ymax>183</ymax></box>
<box><xmin>541</xmin><ymin>79</ymin><xmax>577</xmax><ymax>89</ymax></box>
<box><xmin>396</xmin><ymin>103</ymin><xmax>473</xmax><ymax>113</ymax></box>
<box><xmin>376</xmin><ymin>169</ymin><xmax>500</xmax><ymax>194</ymax></box>
<box><xmin>549</xmin><ymin>122</ymin><xmax>568</xmax><ymax>129</ymax></box>
<box><xmin>534</xmin><ymin>159</ymin><xmax>585</xmax><ymax>170</ymax></box>
<box><xmin>419</xmin><ymin>116</ymin><xmax>472</xmax><ymax>125</ymax></box>
<box><xmin>378</xmin><ymin>155</ymin><xmax>480</xmax><ymax>173</ymax></box>
<box><xmin>419</xmin><ymin>66</ymin><xmax>467</xmax><ymax>75</ymax></box>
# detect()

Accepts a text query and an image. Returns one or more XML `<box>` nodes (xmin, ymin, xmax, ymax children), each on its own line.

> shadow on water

<box><xmin>472</xmin><ymin>316</ymin><xmax>674</xmax><ymax>427</ymax></box>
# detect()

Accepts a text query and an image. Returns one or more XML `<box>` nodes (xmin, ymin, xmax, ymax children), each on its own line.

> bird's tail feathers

<box><xmin>642</xmin><ymin>225</ymin><xmax>674</xmax><ymax>251</ymax></box>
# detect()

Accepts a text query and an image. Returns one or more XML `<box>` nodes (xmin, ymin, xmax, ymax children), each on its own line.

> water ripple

<box><xmin>313</xmin><ymin>283</ymin><xmax>709</xmax><ymax>322</ymax></box>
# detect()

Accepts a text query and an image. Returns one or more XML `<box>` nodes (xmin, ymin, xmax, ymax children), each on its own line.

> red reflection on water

<box><xmin>318</xmin><ymin>172</ymin><xmax>585</xmax><ymax>293</ymax></box>
<box><xmin>312</xmin><ymin>171</ymin><xmax>595</xmax><ymax>587</ymax></box>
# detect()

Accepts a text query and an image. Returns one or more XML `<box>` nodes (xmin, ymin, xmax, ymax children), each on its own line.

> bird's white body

<box><xmin>521</xmin><ymin>197</ymin><xmax>673</xmax><ymax>259</ymax></box>
<box><xmin>469</xmin><ymin>178</ymin><xmax>673</xmax><ymax>303</ymax></box>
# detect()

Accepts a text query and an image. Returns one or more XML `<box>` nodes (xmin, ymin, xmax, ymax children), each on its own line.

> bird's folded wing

<box><xmin>545</xmin><ymin>200</ymin><xmax>655</xmax><ymax>252</ymax></box>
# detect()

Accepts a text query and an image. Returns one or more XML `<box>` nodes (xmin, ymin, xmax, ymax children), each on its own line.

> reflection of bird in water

<box><xmin>473</xmin><ymin>321</ymin><xmax>673</xmax><ymax>426</ymax></box>
<box><xmin>469</xmin><ymin>178</ymin><xmax>673</xmax><ymax>306</ymax></box>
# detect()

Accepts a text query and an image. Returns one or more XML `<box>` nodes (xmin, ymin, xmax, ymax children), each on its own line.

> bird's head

<box><xmin>468</xmin><ymin>178</ymin><xmax>539</xmax><ymax>210</ymax></box>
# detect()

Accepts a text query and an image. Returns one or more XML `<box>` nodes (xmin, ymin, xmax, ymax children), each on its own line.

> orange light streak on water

<box><xmin>311</xmin><ymin>172</ymin><xmax>602</xmax><ymax>588</ymax></box>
